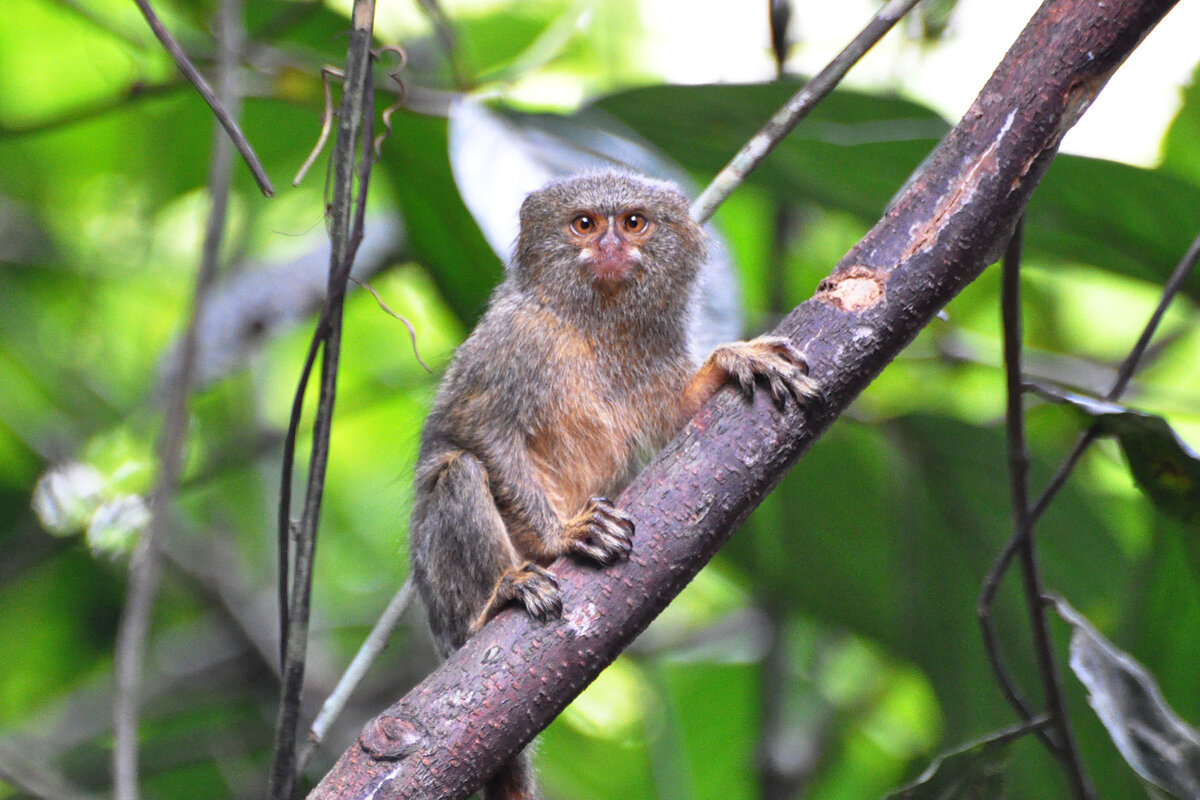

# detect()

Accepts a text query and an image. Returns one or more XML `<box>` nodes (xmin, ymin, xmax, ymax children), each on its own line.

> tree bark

<box><xmin>309</xmin><ymin>0</ymin><xmax>1177</xmax><ymax>797</ymax></box>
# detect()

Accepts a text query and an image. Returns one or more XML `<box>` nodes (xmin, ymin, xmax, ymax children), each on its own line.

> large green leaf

<box><xmin>1161</xmin><ymin>61</ymin><xmax>1200</xmax><ymax>188</ymax></box>
<box><xmin>595</xmin><ymin>82</ymin><xmax>1200</xmax><ymax>302</ymax></box>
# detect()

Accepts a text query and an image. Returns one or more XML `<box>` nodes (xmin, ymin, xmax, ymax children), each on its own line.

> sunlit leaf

<box><xmin>1031</xmin><ymin>383</ymin><xmax>1200</xmax><ymax>524</ymax></box>
<box><xmin>1161</xmin><ymin>61</ymin><xmax>1200</xmax><ymax>188</ymax></box>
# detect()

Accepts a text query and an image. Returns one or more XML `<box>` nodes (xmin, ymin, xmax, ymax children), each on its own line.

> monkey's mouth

<box><xmin>584</xmin><ymin>249</ymin><xmax>639</xmax><ymax>286</ymax></box>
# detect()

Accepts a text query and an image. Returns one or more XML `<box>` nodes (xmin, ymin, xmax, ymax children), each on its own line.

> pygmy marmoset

<box><xmin>409</xmin><ymin>170</ymin><xmax>818</xmax><ymax>799</ymax></box>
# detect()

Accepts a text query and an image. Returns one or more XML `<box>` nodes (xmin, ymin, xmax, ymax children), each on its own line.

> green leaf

<box><xmin>1053</xmin><ymin>596</ymin><xmax>1200</xmax><ymax>799</ymax></box>
<box><xmin>377</xmin><ymin>110</ymin><xmax>503</xmax><ymax>325</ymax></box>
<box><xmin>1161</xmin><ymin>61</ymin><xmax>1200</xmax><ymax>188</ymax></box>
<box><xmin>885</xmin><ymin>725</ymin><xmax>1021</xmax><ymax>799</ymax></box>
<box><xmin>1031</xmin><ymin>383</ymin><xmax>1200</xmax><ymax>524</ymax></box>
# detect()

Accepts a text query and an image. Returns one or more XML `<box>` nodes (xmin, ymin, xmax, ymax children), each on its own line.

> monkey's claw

<box><xmin>721</xmin><ymin>336</ymin><xmax>820</xmax><ymax>409</ymax></box>
<box><xmin>510</xmin><ymin>563</ymin><xmax>563</xmax><ymax>622</ymax></box>
<box><xmin>570</xmin><ymin>496</ymin><xmax>635</xmax><ymax>566</ymax></box>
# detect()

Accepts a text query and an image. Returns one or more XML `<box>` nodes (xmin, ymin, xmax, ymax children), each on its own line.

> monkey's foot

<box><xmin>567</xmin><ymin>496</ymin><xmax>635</xmax><ymax>566</ymax></box>
<box><xmin>712</xmin><ymin>336</ymin><xmax>820</xmax><ymax>409</ymax></box>
<box><xmin>473</xmin><ymin>563</ymin><xmax>562</xmax><ymax>633</ymax></box>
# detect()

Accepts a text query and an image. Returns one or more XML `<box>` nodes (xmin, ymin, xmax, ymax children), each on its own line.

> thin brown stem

<box><xmin>1026</xmin><ymin>226</ymin><xmax>1200</xmax><ymax>524</ymax></box>
<box><xmin>297</xmin><ymin>577</ymin><xmax>417</xmax><ymax>771</ymax></box>
<box><xmin>994</xmin><ymin>216</ymin><xmax>1094</xmax><ymax>799</ymax></box>
<box><xmin>269</xmin><ymin>1</ymin><xmax>378</xmax><ymax>797</ymax></box>
<box><xmin>131</xmin><ymin>0</ymin><xmax>274</xmax><ymax>196</ymax></box>
<box><xmin>690</xmin><ymin>0</ymin><xmax>922</xmax><ymax>224</ymax></box>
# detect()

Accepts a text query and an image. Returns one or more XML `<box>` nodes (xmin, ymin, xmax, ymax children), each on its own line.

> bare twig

<box><xmin>372</xmin><ymin>45</ymin><xmax>408</xmax><ymax>156</ymax></box>
<box><xmin>131</xmin><ymin>0</ymin><xmax>274</xmax><ymax>196</ymax></box>
<box><xmin>111</xmin><ymin>3</ymin><xmax>243</xmax><ymax>799</ymax></box>
<box><xmin>977</xmin><ymin>223</ymin><xmax>1200</xmax><ymax>800</ymax></box>
<box><xmin>270</xmin><ymin>1</ymin><xmax>378</xmax><ymax>797</ymax></box>
<box><xmin>689</xmin><ymin>0</ymin><xmax>922</xmax><ymax>225</ymax></box>
<box><xmin>990</xmin><ymin>216</ymin><xmax>1095</xmax><ymax>799</ymax></box>
<box><xmin>977</xmin><ymin>217</ymin><xmax>1060</xmax><ymax>752</ymax></box>
<box><xmin>297</xmin><ymin>577</ymin><xmax>417</xmax><ymax>771</ymax></box>
<box><xmin>294</xmin><ymin>46</ymin><xmax>407</xmax><ymax>186</ymax></box>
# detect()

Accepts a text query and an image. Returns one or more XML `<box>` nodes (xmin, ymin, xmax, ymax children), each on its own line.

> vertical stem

<box><xmin>269</xmin><ymin>2</ymin><xmax>376</xmax><ymax>797</ymax></box>
<box><xmin>1000</xmin><ymin>217</ymin><xmax>1095</xmax><ymax>800</ymax></box>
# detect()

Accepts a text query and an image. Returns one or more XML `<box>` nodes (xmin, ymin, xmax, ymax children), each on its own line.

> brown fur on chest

<box><xmin>528</xmin><ymin>366</ymin><xmax>686</xmax><ymax>523</ymax></box>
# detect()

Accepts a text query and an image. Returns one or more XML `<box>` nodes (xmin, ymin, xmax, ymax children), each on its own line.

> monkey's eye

<box><xmin>570</xmin><ymin>214</ymin><xmax>597</xmax><ymax>236</ymax></box>
<box><xmin>622</xmin><ymin>212</ymin><xmax>649</xmax><ymax>234</ymax></box>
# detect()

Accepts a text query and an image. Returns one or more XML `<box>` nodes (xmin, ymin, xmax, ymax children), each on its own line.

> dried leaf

<box><xmin>1053</xmin><ymin>596</ymin><xmax>1200</xmax><ymax>799</ymax></box>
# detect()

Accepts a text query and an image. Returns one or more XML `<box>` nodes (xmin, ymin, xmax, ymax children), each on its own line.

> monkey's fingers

<box><xmin>571</xmin><ymin>496</ymin><xmax>635</xmax><ymax>566</ymax></box>
<box><xmin>512</xmin><ymin>563</ymin><xmax>563</xmax><ymax>622</ymax></box>
<box><xmin>738</xmin><ymin>336</ymin><xmax>821</xmax><ymax>408</ymax></box>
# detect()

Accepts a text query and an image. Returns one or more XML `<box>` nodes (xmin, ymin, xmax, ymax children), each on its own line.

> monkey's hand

<box><xmin>564</xmin><ymin>496</ymin><xmax>635</xmax><ymax>565</ymax></box>
<box><xmin>687</xmin><ymin>336</ymin><xmax>820</xmax><ymax>412</ymax></box>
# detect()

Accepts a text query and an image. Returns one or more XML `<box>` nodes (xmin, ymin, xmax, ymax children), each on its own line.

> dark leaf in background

<box><xmin>1030</xmin><ymin>383</ymin><xmax>1200</xmax><ymax>525</ymax></box>
<box><xmin>595</xmin><ymin>82</ymin><xmax>1200</xmax><ymax>303</ymax></box>
<box><xmin>1052</xmin><ymin>596</ymin><xmax>1200</xmax><ymax>800</ymax></box>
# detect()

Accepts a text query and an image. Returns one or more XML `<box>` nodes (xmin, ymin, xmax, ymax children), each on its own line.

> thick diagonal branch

<box><xmin>309</xmin><ymin>1</ymin><xmax>1177</xmax><ymax>797</ymax></box>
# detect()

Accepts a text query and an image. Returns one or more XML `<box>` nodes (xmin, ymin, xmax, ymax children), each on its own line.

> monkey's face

<box><xmin>566</xmin><ymin>208</ymin><xmax>653</xmax><ymax>287</ymax></box>
<box><xmin>515</xmin><ymin>171</ymin><xmax>708</xmax><ymax>313</ymax></box>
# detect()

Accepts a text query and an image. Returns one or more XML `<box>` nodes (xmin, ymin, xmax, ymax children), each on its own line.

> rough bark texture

<box><xmin>309</xmin><ymin>0</ymin><xmax>1177</xmax><ymax>797</ymax></box>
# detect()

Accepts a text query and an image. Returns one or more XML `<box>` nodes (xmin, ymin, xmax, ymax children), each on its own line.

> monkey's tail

<box><xmin>484</xmin><ymin>750</ymin><xmax>539</xmax><ymax>800</ymax></box>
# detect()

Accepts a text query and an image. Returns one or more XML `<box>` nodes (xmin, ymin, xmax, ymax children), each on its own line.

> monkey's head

<box><xmin>514</xmin><ymin>171</ymin><xmax>707</xmax><ymax>318</ymax></box>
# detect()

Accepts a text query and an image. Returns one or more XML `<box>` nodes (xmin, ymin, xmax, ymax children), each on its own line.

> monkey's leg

<box><xmin>411</xmin><ymin>450</ymin><xmax>561</xmax><ymax>652</ymax></box>
<box><xmin>683</xmin><ymin>336</ymin><xmax>820</xmax><ymax>415</ymax></box>
<box><xmin>484</xmin><ymin>749</ymin><xmax>539</xmax><ymax>800</ymax></box>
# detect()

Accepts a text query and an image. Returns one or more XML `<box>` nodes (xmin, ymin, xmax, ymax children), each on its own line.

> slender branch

<box><xmin>689</xmin><ymin>0</ymin><xmax>922</xmax><ymax>225</ymax></box>
<box><xmin>111</xmin><ymin>3</ymin><xmax>243</xmax><ymax>798</ymax></box>
<box><xmin>270</xmin><ymin>2</ymin><xmax>378</xmax><ymax>797</ymax></box>
<box><xmin>997</xmin><ymin>217</ymin><xmax>1094</xmax><ymax>798</ymax></box>
<box><xmin>978</xmin><ymin>217</ymin><xmax>1062</xmax><ymax>752</ymax></box>
<box><xmin>309</xmin><ymin>2</ymin><xmax>1179</xmax><ymax>797</ymax></box>
<box><xmin>297</xmin><ymin>577</ymin><xmax>417</xmax><ymax>772</ymax></box>
<box><xmin>131</xmin><ymin>0</ymin><xmax>274</xmax><ymax>196</ymax></box>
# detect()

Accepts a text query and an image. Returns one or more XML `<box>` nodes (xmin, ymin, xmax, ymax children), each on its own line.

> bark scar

<box><xmin>816</xmin><ymin>265</ymin><xmax>885</xmax><ymax>312</ymax></box>
<box><xmin>901</xmin><ymin>108</ymin><xmax>1017</xmax><ymax>261</ymax></box>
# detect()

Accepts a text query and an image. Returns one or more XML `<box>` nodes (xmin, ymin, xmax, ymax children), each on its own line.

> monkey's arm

<box><xmin>473</xmin><ymin>427</ymin><xmax>634</xmax><ymax>567</ymax></box>
<box><xmin>682</xmin><ymin>336</ymin><xmax>819</xmax><ymax>418</ymax></box>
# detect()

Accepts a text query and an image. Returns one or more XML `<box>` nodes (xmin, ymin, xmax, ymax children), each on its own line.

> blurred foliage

<box><xmin>0</xmin><ymin>1</ymin><xmax>1198</xmax><ymax>800</ymax></box>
